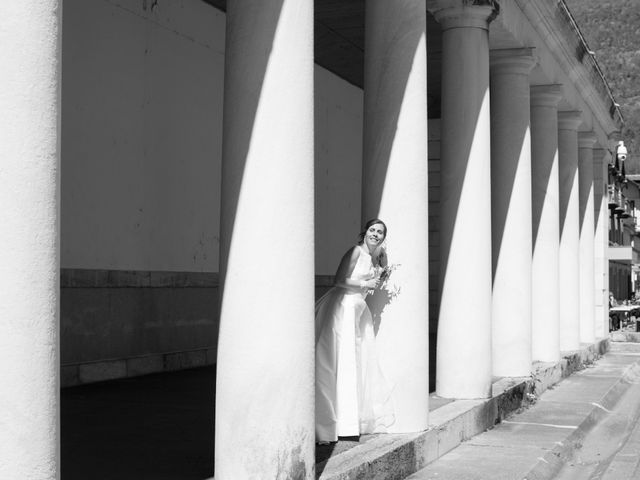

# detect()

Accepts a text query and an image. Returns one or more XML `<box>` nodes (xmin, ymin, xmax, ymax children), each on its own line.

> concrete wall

<box><xmin>62</xmin><ymin>0</ymin><xmax>363</xmax><ymax>274</ymax></box>
<box><xmin>314</xmin><ymin>68</ymin><xmax>363</xmax><ymax>274</ymax></box>
<box><xmin>428</xmin><ymin>120</ymin><xmax>441</xmax><ymax>333</ymax></box>
<box><xmin>60</xmin><ymin>0</ymin><xmax>365</xmax><ymax>383</ymax></box>
<box><xmin>61</xmin><ymin>0</ymin><xmax>225</xmax><ymax>272</ymax></box>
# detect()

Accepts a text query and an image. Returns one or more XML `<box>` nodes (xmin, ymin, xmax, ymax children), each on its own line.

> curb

<box><xmin>522</xmin><ymin>360</ymin><xmax>640</xmax><ymax>480</ymax></box>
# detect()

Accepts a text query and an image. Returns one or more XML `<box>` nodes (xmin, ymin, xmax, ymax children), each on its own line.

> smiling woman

<box><xmin>314</xmin><ymin>219</ymin><xmax>395</xmax><ymax>443</ymax></box>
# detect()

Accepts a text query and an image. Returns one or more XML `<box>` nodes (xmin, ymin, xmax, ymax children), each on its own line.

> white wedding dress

<box><xmin>315</xmin><ymin>245</ymin><xmax>394</xmax><ymax>442</ymax></box>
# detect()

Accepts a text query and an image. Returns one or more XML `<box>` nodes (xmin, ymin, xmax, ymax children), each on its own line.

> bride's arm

<box><xmin>333</xmin><ymin>246</ymin><xmax>377</xmax><ymax>289</ymax></box>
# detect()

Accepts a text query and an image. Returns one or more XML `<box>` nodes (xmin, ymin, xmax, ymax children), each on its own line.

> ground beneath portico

<box><xmin>62</xmin><ymin>365</ymin><xmax>444</xmax><ymax>479</ymax></box>
<box><xmin>62</xmin><ymin>336</ymin><xmax>439</xmax><ymax>478</ymax></box>
<box><xmin>61</xmin><ymin>335</ymin><xmax>607</xmax><ymax>480</ymax></box>
<box><xmin>61</xmin><ymin>367</ymin><xmax>216</xmax><ymax>479</ymax></box>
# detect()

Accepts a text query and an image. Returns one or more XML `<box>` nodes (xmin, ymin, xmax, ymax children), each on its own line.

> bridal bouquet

<box><xmin>366</xmin><ymin>263</ymin><xmax>400</xmax><ymax>296</ymax></box>
<box><xmin>378</xmin><ymin>263</ymin><xmax>399</xmax><ymax>286</ymax></box>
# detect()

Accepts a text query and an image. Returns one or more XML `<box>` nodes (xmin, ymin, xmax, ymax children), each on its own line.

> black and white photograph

<box><xmin>2</xmin><ymin>0</ymin><xmax>640</xmax><ymax>479</ymax></box>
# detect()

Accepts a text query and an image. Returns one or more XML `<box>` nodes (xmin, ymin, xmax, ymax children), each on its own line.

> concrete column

<box><xmin>558</xmin><ymin>111</ymin><xmax>583</xmax><ymax>352</ymax></box>
<box><xmin>531</xmin><ymin>85</ymin><xmax>562</xmax><ymax>362</ymax></box>
<box><xmin>432</xmin><ymin>1</ymin><xmax>498</xmax><ymax>399</ymax></box>
<box><xmin>593</xmin><ymin>147</ymin><xmax>608</xmax><ymax>338</ymax></box>
<box><xmin>490</xmin><ymin>49</ymin><xmax>536</xmax><ymax>377</ymax></box>
<box><xmin>215</xmin><ymin>1</ymin><xmax>315</xmax><ymax>478</ymax></box>
<box><xmin>578</xmin><ymin>132</ymin><xmax>597</xmax><ymax>343</ymax></box>
<box><xmin>363</xmin><ymin>0</ymin><xmax>429</xmax><ymax>432</ymax></box>
<box><xmin>0</xmin><ymin>2</ymin><xmax>61</xmax><ymax>479</ymax></box>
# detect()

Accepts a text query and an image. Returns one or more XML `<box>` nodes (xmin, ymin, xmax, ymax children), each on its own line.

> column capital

<box><xmin>558</xmin><ymin>111</ymin><xmax>583</xmax><ymax>131</ymax></box>
<box><xmin>429</xmin><ymin>0</ymin><xmax>499</xmax><ymax>30</ymax></box>
<box><xmin>578</xmin><ymin>131</ymin><xmax>598</xmax><ymax>149</ymax></box>
<box><xmin>490</xmin><ymin>48</ymin><xmax>536</xmax><ymax>76</ymax></box>
<box><xmin>530</xmin><ymin>84</ymin><xmax>562</xmax><ymax>107</ymax></box>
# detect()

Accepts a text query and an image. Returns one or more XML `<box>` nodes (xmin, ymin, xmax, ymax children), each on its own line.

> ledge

<box><xmin>61</xmin><ymin>347</ymin><xmax>217</xmax><ymax>388</ymax></box>
<box><xmin>60</xmin><ymin>268</ymin><xmax>336</xmax><ymax>288</ymax></box>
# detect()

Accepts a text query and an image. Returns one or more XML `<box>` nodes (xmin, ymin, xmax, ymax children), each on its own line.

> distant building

<box><xmin>0</xmin><ymin>0</ymin><xmax>626</xmax><ymax>478</ymax></box>
<box><xmin>611</xmin><ymin>163</ymin><xmax>640</xmax><ymax>301</ymax></box>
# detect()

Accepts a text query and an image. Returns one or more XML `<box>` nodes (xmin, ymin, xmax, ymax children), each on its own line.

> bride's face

<box><xmin>364</xmin><ymin>223</ymin><xmax>386</xmax><ymax>251</ymax></box>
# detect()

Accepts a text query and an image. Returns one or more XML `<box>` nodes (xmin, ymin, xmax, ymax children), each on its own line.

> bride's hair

<box><xmin>358</xmin><ymin>218</ymin><xmax>387</xmax><ymax>244</ymax></box>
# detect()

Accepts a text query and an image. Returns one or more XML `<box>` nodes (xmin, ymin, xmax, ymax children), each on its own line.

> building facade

<box><xmin>608</xmin><ymin>165</ymin><xmax>640</xmax><ymax>303</ymax></box>
<box><xmin>0</xmin><ymin>0</ymin><xmax>623</xmax><ymax>478</ymax></box>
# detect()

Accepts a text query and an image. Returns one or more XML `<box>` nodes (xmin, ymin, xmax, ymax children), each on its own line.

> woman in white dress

<box><xmin>315</xmin><ymin>219</ymin><xmax>395</xmax><ymax>443</ymax></box>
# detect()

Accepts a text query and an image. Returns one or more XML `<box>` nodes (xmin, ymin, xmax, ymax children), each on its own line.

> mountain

<box><xmin>565</xmin><ymin>0</ymin><xmax>640</xmax><ymax>172</ymax></box>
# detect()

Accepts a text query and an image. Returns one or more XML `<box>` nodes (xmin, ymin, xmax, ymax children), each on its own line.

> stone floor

<box><xmin>62</xmin><ymin>336</ymin><xmax>438</xmax><ymax>479</ymax></box>
<box><xmin>60</xmin><ymin>365</ymin><xmax>390</xmax><ymax>479</ymax></box>
<box><xmin>61</xmin><ymin>367</ymin><xmax>216</xmax><ymax>480</ymax></box>
<box><xmin>61</xmin><ymin>362</ymin><xmax>445</xmax><ymax>479</ymax></box>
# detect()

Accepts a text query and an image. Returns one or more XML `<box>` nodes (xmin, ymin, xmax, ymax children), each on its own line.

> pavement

<box><xmin>405</xmin><ymin>342</ymin><xmax>640</xmax><ymax>480</ymax></box>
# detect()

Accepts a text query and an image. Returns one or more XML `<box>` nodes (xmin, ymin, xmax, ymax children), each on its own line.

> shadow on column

<box><xmin>593</xmin><ymin>156</ymin><xmax>607</xmax><ymax>236</ymax></box>
<box><xmin>491</xmin><ymin>127</ymin><xmax>529</xmax><ymax>283</ymax></box>
<box><xmin>218</xmin><ymin>0</ymin><xmax>284</xmax><ymax>290</ymax></box>
<box><xmin>361</xmin><ymin>7</ymin><xmax>426</xmax><ymax>221</ymax></box>
<box><xmin>216</xmin><ymin>1</ymin><xmax>286</xmax><ymax>478</ymax></box>
<box><xmin>438</xmin><ymin>90</ymin><xmax>489</xmax><ymax>296</ymax></box>
<box><xmin>578</xmin><ymin>145</ymin><xmax>594</xmax><ymax>234</ymax></box>
<box><xmin>558</xmin><ymin>150</ymin><xmax>578</xmax><ymax>237</ymax></box>
<box><xmin>532</xmin><ymin>147</ymin><xmax>557</xmax><ymax>255</ymax></box>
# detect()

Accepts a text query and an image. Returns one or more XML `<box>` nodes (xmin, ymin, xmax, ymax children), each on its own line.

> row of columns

<box><xmin>434</xmin><ymin>5</ymin><xmax>610</xmax><ymax>396</ymax></box>
<box><xmin>217</xmin><ymin>1</ymin><xmax>612</xmax><ymax>478</ymax></box>
<box><xmin>0</xmin><ymin>1</ymin><xmax>613</xmax><ymax>479</ymax></box>
<box><xmin>217</xmin><ymin>0</ymin><xmax>433</xmax><ymax>476</ymax></box>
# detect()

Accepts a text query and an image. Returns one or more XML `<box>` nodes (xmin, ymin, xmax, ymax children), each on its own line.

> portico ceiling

<box><xmin>201</xmin><ymin>0</ymin><xmax>621</xmax><ymax>133</ymax></box>
<box><xmin>203</xmin><ymin>0</ymin><xmax>448</xmax><ymax>115</ymax></box>
<box><xmin>200</xmin><ymin>0</ymin><xmax>535</xmax><ymax>118</ymax></box>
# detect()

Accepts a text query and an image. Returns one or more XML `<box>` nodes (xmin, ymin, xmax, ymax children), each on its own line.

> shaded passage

<box><xmin>61</xmin><ymin>368</ymin><xmax>216</xmax><ymax>480</ymax></box>
<box><xmin>61</xmin><ymin>332</ymin><xmax>439</xmax><ymax>479</ymax></box>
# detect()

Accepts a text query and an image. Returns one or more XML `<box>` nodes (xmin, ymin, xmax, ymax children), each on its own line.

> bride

<box><xmin>315</xmin><ymin>218</ymin><xmax>395</xmax><ymax>443</ymax></box>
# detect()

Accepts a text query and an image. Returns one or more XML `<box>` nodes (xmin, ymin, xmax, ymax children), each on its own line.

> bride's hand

<box><xmin>362</xmin><ymin>277</ymin><xmax>379</xmax><ymax>289</ymax></box>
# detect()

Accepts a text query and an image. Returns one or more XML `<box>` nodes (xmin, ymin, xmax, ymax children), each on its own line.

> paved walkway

<box><xmin>405</xmin><ymin>343</ymin><xmax>640</xmax><ymax>480</ymax></box>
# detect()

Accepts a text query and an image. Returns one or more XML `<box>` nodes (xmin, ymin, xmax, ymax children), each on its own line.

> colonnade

<box><xmin>0</xmin><ymin>1</ymin><xmax>614</xmax><ymax>479</ymax></box>
<box><xmin>215</xmin><ymin>1</ymin><xmax>612</xmax><ymax>477</ymax></box>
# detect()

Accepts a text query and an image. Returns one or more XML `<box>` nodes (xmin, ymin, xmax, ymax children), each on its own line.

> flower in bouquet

<box><xmin>378</xmin><ymin>263</ymin><xmax>400</xmax><ymax>287</ymax></box>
